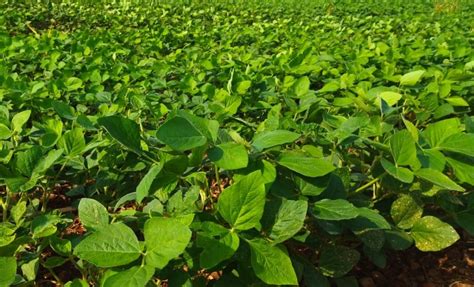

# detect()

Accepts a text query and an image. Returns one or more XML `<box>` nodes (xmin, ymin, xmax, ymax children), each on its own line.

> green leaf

<box><xmin>381</xmin><ymin>158</ymin><xmax>414</xmax><ymax>183</ymax></box>
<box><xmin>103</xmin><ymin>265</ymin><xmax>155</xmax><ymax>287</ymax></box>
<box><xmin>399</xmin><ymin>70</ymin><xmax>425</xmax><ymax>86</ymax></box>
<box><xmin>402</xmin><ymin>117</ymin><xmax>419</xmax><ymax>142</ymax></box>
<box><xmin>248</xmin><ymin>239</ymin><xmax>298</xmax><ymax>285</ymax></box>
<box><xmin>411</xmin><ymin>216</ymin><xmax>459</xmax><ymax>251</ymax></box>
<box><xmin>264</xmin><ymin>198</ymin><xmax>308</xmax><ymax>244</ymax></box>
<box><xmin>65</xmin><ymin>77</ymin><xmax>83</xmax><ymax>91</ymax></box>
<box><xmin>50</xmin><ymin>236</ymin><xmax>72</xmax><ymax>256</ymax></box>
<box><xmin>252</xmin><ymin>130</ymin><xmax>300</xmax><ymax>151</ymax></box>
<box><xmin>136</xmin><ymin>164</ymin><xmax>162</xmax><ymax>203</ymax></box>
<box><xmin>176</xmin><ymin>111</ymin><xmax>219</xmax><ymax>143</ymax></box>
<box><xmin>313</xmin><ymin>199</ymin><xmax>359</xmax><ymax>221</ymax></box>
<box><xmin>414</xmin><ymin>168</ymin><xmax>464</xmax><ymax>192</ymax></box>
<box><xmin>385</xmin><ymin>230</ymin><xmax>413</xmax><ymax>251</ymax></box>
<box><xmin>319</xmin><ymin>245</ymin><xmax>360</xmax><ymax>278</ymax></box>
<box><xmin>58</xmin><ymin>128</ymin><xmax>85</xmax><ymax>157</ymax></box>
<box><xmin>33</xmin><ymin>149</ymin><xmax>63</xmax><ymax>174</ymax></box>
<box><xmin>439</xmin><ymin>133</ymin><xmax>474</xmax><ymax>157</ymax></box>
<box><xmin>217</xmin><ymin>171</ymin><xmax>266</xmax><ymax>231</ymax></box>
<box><xmin>446</xmin><ymin>156</ymin><xmax>474</xmax><ymax>185</ymax></box>
<box><xmin>422</xmin><ymin>118</ymin><xmax>461</xmax><ymax>148</ymax></box>
<box><xmin>390</xmin><ymin>194</ymin><xmax>422</xmax><ymax>229</ymax></box>
<box><xmin>376</xmin><ymin>91</ymin><xmax>402</xmax><ymax>107</ymax></box>
<box><xmin>0</xmin><ymin>223</ymin><xmax>15</xmax><ymax>247</ymax></box>
<box><xmin>197</xmin><ymin>222</ymin><xmax>239</xmax><ymax>269</ymax></box>
<box><xmin>208</xmin><ymin>142</ymin><xmax>248</xmax><ymax>170</ymax></box>
<box><xmin>74</xmin><ymin>223</ymin><xmax>141</xmax><ymax>267</ymax></box>
<box><xmin>277</xmin><ymin>151</ymin><xmax>335</xmax><ymax>177</ymax></box>
<box><xmin>348</xmin><ymin>208</ymin><xmax>391</xmax><ymax>233</ymax></box>
<box><xmin>455</xmin><ymin>211</ymin><xmax>474</xmax><ymax>236</ymax></box>
<box><xmin>291</xmin><ymin>76</ymin><xmax>310</xmax><ymax>97</ymax></box>
<box><xmin>389</xmin><ymin>130</ymin><xmax>418</xmax><ymax>167</ymax></box>
<box><xmin>144</xmin><ymin>217</ymin><xmax>192</xmax><ymax>269</ymax></box>
<box><xmin>236</xmin><ymin>80</ymin><xmax>252</xmax><ymax>95</ymax></box>
<box><xmin>65</xmin><ymin>279</ymin><xmax>88</xmax><ymax>287</ymax></box>
<box><xmin>52</xmin><ymin>101</ymin><xmax>76</xmax><ymax>120</ymax></box>
<box><xmin>31</xmin><ymin>214</ymin><xmax>61</xmax><ymax>238</ymax></box>
<box><xmin>78</xmin><ymin>198</ymin><xmax>109</xmax><ymax>231</ymax></box>
<box><xmin>156</xmin><ymin>116</ymin><xmax>207</xmax><ymax>151</ymax></box>
<box><xmin>0</xmin><ymin>257</ymin><xmax>16</xmax><ymax>287</ymax></box>
<box><xmin>12</xmin><ymin>110</ymin><xmax>31</xmax><ymax>133</ymax></box>
<box><xmin>0</xmin><ymin>123</ymin><xmax>11</xmax><ymax>139</ymax></box>
<box><xmin>98</xmin><ymin>115</ymin><xmax>142</xmax><ymax>154</ymax></box>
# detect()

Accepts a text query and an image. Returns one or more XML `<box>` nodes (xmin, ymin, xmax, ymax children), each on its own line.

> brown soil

<box><xmin>352</xmin><ymin>231</ymin><xmax>474</xmax><ymax>287</ymax></box>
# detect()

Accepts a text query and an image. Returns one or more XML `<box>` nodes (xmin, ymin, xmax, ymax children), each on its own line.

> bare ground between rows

<box><xmin>351</xmin><ymin>231</ymin><xmax>474</xmax><ymax>287</ymax></box>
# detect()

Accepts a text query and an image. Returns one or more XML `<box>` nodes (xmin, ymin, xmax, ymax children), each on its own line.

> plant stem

<box><xmin>2</xmin><ymin>188</ymin><xmax>11</xmax><ymax>222</ymax></box>
<box><xmin>46</xmin><ymin>267</ymin><xmax>63</xmax><ymax>285</ymax></box>
<box><xmin>214</xmin><ymin>164</ymin><xmax>221</xmax><ymax>193</ymax></box>
<box><xmin>354</xmin><ymin>173</ymin><xmax>386</xmax><ymax>193</ymax></box>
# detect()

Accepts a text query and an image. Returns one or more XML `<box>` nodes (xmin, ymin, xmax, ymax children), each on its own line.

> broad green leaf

<box><xmin>208</xmin><ymin>142</ymin><xmax>248</xmax><ymax>170</ymax></box>
<box><xmin>65</xmin><ymin>77</ymin><xmax>83</xmax><ymax>91</ymax></box>
<box><xmin>348</xmin><ymin>208</ymin><xmax>391</xmax><ymax>233</ymax></box>
<box><xmin>0</xmin><ymin>257</ymin><xmax>16</xmax><ymax>287</ymax></box>
<box><xmin>103</xmin><ymin>265</ymin><xmax>155</xmax><ymax>287</ymax></box>
<box><xmin>252</xmin><ymin>130</ymin><xmax>300</xmax><ymax>151</ymax></box>
<box><xmin>31</xmin><ymin>214</ymin><xmax>61</xmax><ymax>239</ymax></box>
<box><xmin>439</xmin><ymin>133</ymin><xmax>474</xmax><ymax>157</ymax></box>
<box><xmin>376</xmin><ymin>91</ymin><xmax>402</xmax><ymax>107</ymax></box>
<box><xmin>455</xmin><ymin>211</ymin><xmax>474</xmax><ymax>236</ymax></box>
<box><xmin>136</xmin><ymin>164</ymin><xmax>163</xmax><ymax>203</ymax></box>
<box><xmin>399</xmin><ymin>70</ymin><xmax>425</xmax><ymax>86</ymax></box>
<box><xmin>21</xmin><ymin>257</ymin><xmax>39</xmax><ymax>282</ymax></box>
<box><xmin>390</xmin><ymin>194</ymin><xmax>422</xmax><ymax>229</ymax></box>
<box><xmin>58</xmin><ymin>128</ymin><xmax>85</xmax><ymax>157</ymax></box>
<box><xmin>422</xmin><ymin>118</ymin><xmax>461</xmax><ymax>148</ymax></box>
<box><xmin>389</xmin><ymin>130</ymin><xmax>418</xmax><ymax>167</ymax></box>
<box><xmin>313</xmin><ymin>199</ymin><xmax>359</xmax><ymax>221</ymax></box>
<box><xmin>319</xmin><ymin>245</ymin><xmax>360</xmax><ymax>278</ymax></box>
<box><xmin>12</xmin><ymin>110</ymin><xmax>31</xmax><ymax>133</ymax></box>
<box><xmin>14</xmin><ymin>146</ymin><xmax>42</xmax><ymax>177</ymax></box>
<box><xmin>98</xmin><ymin>115</ymin><xmax>142</xmax><ymax>154</ymax></box>
<box><xmin>74</xmin><ymin>223</ymin><xmax>141</xmax><ymax>267</ymax></box>
<box><xmin>381</xmin><ymin>158</ymin><xmax>414</xmax><ymax>183</ymax></box>
<box><xmin>78</xmin><ymin>198</ymin><xmax>109</xmax><ymax>231</ymax></box>
<box><xmin>144</xmin><ymin>217</ymin><xmax>192</xmax><ymax>269</ymax></box>
<box><xmin>420</xmin><ymin>149</ymin><xmax>446</xmax><ymax>171</ymax></box>
<box><xmin>236</xmin><ymin>80</ymin><xmax>251</xmax><ymax>95</ymax></box>
<box><xmin>176</xmin><ymin>111</ymin><xmax>219</xmax><ymax>143</ymax></box>
<box><xmin>277</xmin><ymin>151</ymin><xmax>335</xmax><ymax>177</ymax></box>
<box><xmin>248</xmin><ymin>239</ymin><xmax>298</xmax><ymax>285</ymax></box>
<box><xmin>291</xmin><ymin>76</ymin><xmax>310</xmax><ymax>97</ymax></box>
<box><xmin>0</xmin><ymin>223</ymin><xmax>15</xmax><ymax>247</ymax></box>
<box><xmin>52</xmin><ymin>101</ymin><xmax>76</xmax><ymax>120</ymax></box>
<box><xmin>0</xmin><ymin>123</ymin><xmax>11</xmax><ymax>139</ymax></box>
<box><xmin>385</xmin><ymin>230</ymin><xmax>413</xmax><ymax>251</ymax></box>
<box><xmin>156</xmin><ymin>116</ymin><xmax>206</xmax><ymax>151</ymax></box>
<box><xmin>446</xmin><ymin>156</ymin><xmax>474</xmax><ymax>185</ymax></box>
<box><xmin>197</xmin><ymin>222</ymin><xmax>239</xmax><ymax>269</ymax></box>
<box><xmin>217</xmin><ymin>171</ymin><xmax>265</xmax><ymax>230</ymax></box>
<box><xmin>10</xmin><ymin>201</ymin><xmax>27</xmax><ymax>224</ymax></box>
<box><xmin>411</xmin><ymin>216</ymin><xmax>459</xmax><ymax>251</ymax></box>
<box><xmin>50</xmin><ymin>236</ymin><xmax>72</xmax><ymax>256</ymax></box>
<box><xmin>33</xmin><ymin>149</ymin><xmax>63</xmax><ymax>174</ymax></box>
<box><xmin>414</xmin><ymin>168</ymin><xmax>464</xmax><ymax>192</ymax></box>
<box><xmin>264</xmin><ymin>198</ymin><xmax>308</xmax><ymax>244</ymax></box>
